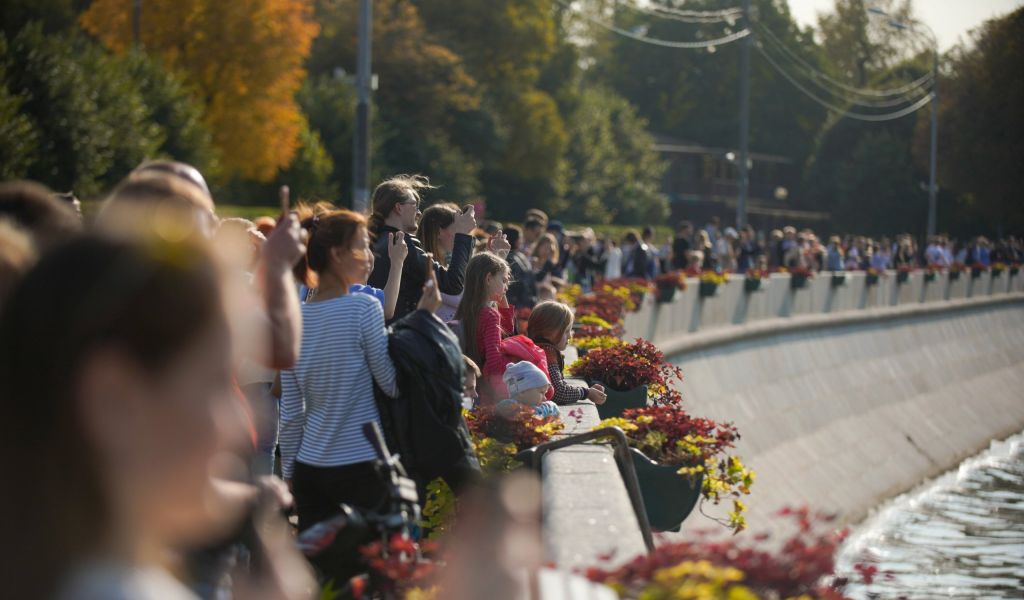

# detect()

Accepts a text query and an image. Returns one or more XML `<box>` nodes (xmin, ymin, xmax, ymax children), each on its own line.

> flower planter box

<box><xmin>830</xmin><ymin>274</ymin><xmax>846</xmax><ymax>287</ymax></box>
<box><xmin>1011</xmin><ymin>267</ymin><xmax>1020</xmax><ymax>277</ymax></box>
<box><xmin>595</xmin><ymin>384</ymin><xmax>648</xmax><ymax>420</ymax></box>
<box><xmin>865</xmin><ymin>273</ymin><xmax>880</xmax><ymax>286</ymax></box>
<box><xmin>949</xmin><ymin>270</ymin><xmax>962</xmax><ymax>281</ymax></box>
<box><xmin>971</xmin><ymin>267</ymin><xmax>984</xmax><ymax>279</ymax></box>
<box><xmin>992</xmin><ymin>269</ymin><xmax>1004</xmax><ymax>278</ymax></box>
<box><xmin>743</xmin><ymin>278</ymin><xmax>762</xmax><ymax>293</ymax></box>
<box><xmin>790</xmin><ymin>274</ymin><xmax>810</xmax><ymax>290</ymax></box>
<box><xmin>698</xmin><ymin>281</ymin><xmax>719</xmax><ymax>298</ymax></box>
<box><xmin>896</xmin><ymin>271</ymin><xmax>910</xmax><ymax>284</ymax></box>
<box><xmin>924</xmin><ymin>272</ymin><xmax>937</xmax><ymax>283</ymax></box>
<box><xmin>630</xmin><ymin>448</ymin><xmax>704</xmax><ymax>532</ymax></box>
<box><xmin>655</xmin><ymin>283</ymin><xmax>677</xmax><ymax>304</ymax></box>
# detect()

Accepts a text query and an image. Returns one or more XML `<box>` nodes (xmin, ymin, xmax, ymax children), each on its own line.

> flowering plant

<box><xmin>465</xmin><ymin>404</ymin><xmax>563</xmax><ymax>454</ymax></box>
<box><xmin>556</xmin><ymin>283</ymin><xmax>583</xmax><ymax>307</ymax></box>
<box><xmin>575</xmin><ymin>290</ymin><xmax>629</xmax><ymax>324</ymax></box>
<box><xmin>576</xmin><ymin>314</ymin><xmax>615</xmax><ymax>329</ymax></box>
<box><xmin>574</xmin><ymin>335</ymin><xmax>626</xmax><ymax>353</ymax></box>
<box><xmin>654</xmin><ymin>270</ymin><xmax>688</xmax><ymax>290</ymax></box>
<box><xmin>745</xmin><ymin>268</ymin><xmax>769</xmax><ymax>280</ymax></box>
<box><xmin>584</xmin><ymin>508</ymin><xmax>868</xmax><ymax>599</ymax></box>
<box><xmin>699</xmin><ymin>271</ymin><xmax>729</xmax><ymax>286</ymax></box>
<box><xmin>598</xmin><ymin>279</ymin><xmax>649</xmax><ymax>312</ymax></box>
<box><xmin>574</xmin><ymin>313</ymin><xmax>625</xmax><ymax>340</ymax></box>
<box><xmin>788</xmin><ymin>265</ymin><xmax>814</xmax><ymax>278</ymax></box>
<box><xmin>595</xmin><ymin>405</ymin><xmax>752</xmax><ymax>532</ymax></box>
<box><xmin>569</xmin><ymin>338</ymin><xmax>684</xmax><ymax>404</ymax></box>
<box><xmin>355</xmin><ymin>533</ymin><xmax>439</xmax><ymax>598</ymax></box>
<box><xmin>949</xmin><ymin>262</ymin><xmax>966</xmax><ymax>273</ymax></box>
<box><xmin>991</xmin><ymin>261</ymin><xmax>1008</xmax><ymax>273</ymax></box>
<box><xmin>865</xmin><ymin>267</ymin><xmax>882</xmax><ymax>276</ymax></box>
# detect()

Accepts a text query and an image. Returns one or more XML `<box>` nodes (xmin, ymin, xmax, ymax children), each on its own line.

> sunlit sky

<box><xmin>786</xmin><ymin>0</ymin><xmax>1023</xmax><ymax>49</ymax></box>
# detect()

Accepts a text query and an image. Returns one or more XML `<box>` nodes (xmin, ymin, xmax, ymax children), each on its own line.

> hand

<box><xmin>263</xmin><ymin>211</ymin><xmax>307</xmax><ymax>272</ymax></box>
<box><xmin>416</xmin><ymin>254</ymin><xmax>443</xmax><ymax>314</ymax></box>
<box><xmin>388</xmin><ymin>231</ymin><xmax>408</xmax><ymax>266</ymax></box>
<box><xmin>489</xmin><ymin>230</ymin><xmax>511</xmax><ymax>258</ymax></box>
<box><xmin>587</xmin><ymin>384</ymin><xmax>607</xmax><ymax>405</ymax></box>
<box><xmin>454</xmin><ymin>206</ymin><xmax>477</xmax><ymax>235</ymax></box>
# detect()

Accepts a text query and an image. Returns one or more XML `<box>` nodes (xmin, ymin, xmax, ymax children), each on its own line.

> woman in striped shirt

<box><xmin>280</xmin><ymin>209</ymin><xmax>441</xmax><ymax>531</ymax></box>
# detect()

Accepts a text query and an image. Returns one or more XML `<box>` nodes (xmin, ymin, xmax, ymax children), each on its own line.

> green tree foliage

<box><xmin>817</xmin><ymin>0</ymin><xmax>913</xmax><ymax>87</ymax></box>
<box><xmin>586</xmin><ymin>0</ymin><xmax>827</xmax><ymax>169</ymax></box>
<box><xmin>563</xmin><ymin>86</ymin><xmax>667</xmax><ymax>224</ymax></box>
<box><xmin>1</xmin><ymin>25</ymin><xmax>161</xmax><ymax>196</ymax></box>
<box><xmin>925</xmin><ymin>7</ymin><xmax>1024</xmax><ymax>236</ymax></box>
<box><xmin>0</xmin><ymin>23</ymin><xmax>219</xmax><ymax>197</ymax></box>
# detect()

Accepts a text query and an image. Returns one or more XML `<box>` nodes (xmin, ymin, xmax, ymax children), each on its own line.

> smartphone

<box><xmin>462</xmin><ymin>204</ymin><xmax>473</xmax><ymax>214</ymax></box>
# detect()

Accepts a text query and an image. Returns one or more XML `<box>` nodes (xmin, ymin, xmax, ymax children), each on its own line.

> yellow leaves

<box><xmin>594</xmin><ymin>417</ymin><xmax>639</xmax><ymax>433</ymax></box>
<box><xmin>645</xmin><ymin>560</ymin><xmax>757</xmax><ymax>600</ymax></box>
<box><xmin>81</xmin><ymin>0</ymin><xmax>319</xmax><ymax>181</ymax></box>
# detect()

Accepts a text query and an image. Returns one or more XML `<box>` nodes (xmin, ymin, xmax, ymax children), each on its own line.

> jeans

<box><xmin>242</xmin><ymin>382</ymin><xmax>278</xmax><ymax>477</ymax></box>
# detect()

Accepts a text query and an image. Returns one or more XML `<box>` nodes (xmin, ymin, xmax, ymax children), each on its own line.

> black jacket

<box><xmin>506</xmin><ymin>250</ymin><xmax>537</xmax><ymax>310</ymax></box>
<box><xmin>368</xmin><ymin>225</ymin><xmax>473</xmax><ymax>321</ymax></box>
<box><xmin>376</xmin><ymin>310</ymin><xmax>480</xmax><ymax>494</ymax></box>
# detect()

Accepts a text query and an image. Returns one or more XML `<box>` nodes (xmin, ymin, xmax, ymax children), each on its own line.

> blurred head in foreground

<box><xmin>96</xmin><ymin>170</ymin><xmax>217</xmax><ymax>242</ymax></box>
<box><xmin>0</xmin><ymin>235</ymin><xmax>240</xmax><ymax>597</ymax></box>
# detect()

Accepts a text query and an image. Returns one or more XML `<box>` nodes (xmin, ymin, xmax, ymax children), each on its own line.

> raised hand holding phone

<box><xmin>388</xmin><ymin>231</ymin><xmax>408</xmax><ymax>266</ymax></box>
<box><xmin>263</xmin><ymin>185</ymin><xmax>305</xmax><ymax>270</ymax></box>
<box><xmin>489</xmin><ymin>228</ymin><xmax>511</xmax><ymax>259</ymax></box>
<box><xmin>454</xmin><ymin>205</ymin><xmax>476</xmax><ymax>235</ymax></box>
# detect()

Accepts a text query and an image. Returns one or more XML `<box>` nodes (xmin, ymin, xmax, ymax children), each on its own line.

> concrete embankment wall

<box><xmin>543</xmin><ymin>271</ymin><xmax>1024</xmax><ymax>568</ymax></box>
<box><xmin>662</xmin><ymin>297</ymin><xmax>1024</xmax><ymax>541</ymax></box>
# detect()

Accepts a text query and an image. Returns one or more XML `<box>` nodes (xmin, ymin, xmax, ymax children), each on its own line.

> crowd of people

<box><xmin>1</xmin><ymin>162</ymin><xmax>1020</xmax><ymax>599</ymax></box>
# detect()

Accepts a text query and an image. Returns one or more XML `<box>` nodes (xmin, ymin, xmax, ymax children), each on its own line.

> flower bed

<box><xmin>864</xmin><ymin>267</ymin><xmax>881</xmax><ymax>286</ymax></box>
<box><xmin>698</xmin><ymin>271</ymin><xmax>729</xmax><ymax>298</ymax></box>
<box><xmin>569</xmin><ymin>338</ymin><xmax>684</xmax><ymax>405</ymax></box>
<box><xmin>654</xmin><ymin>270</ymin><xmax>687</xmax><ymax>303</ymax></box>
<box><xmin>585</xmin><ymin>508</ymin><xmax>869</xmax><ymax>600</ymax></box>
<box><xmin>595</xmin><ymin>405</ymin><xmax>752</xmax><ymax>533</ymax></box>
<box><xmin>789</xmin><ymin>266</ymin><xmax>813</xmax><ymax>290</ymax></box>
<box><xmin>743</xmin><ymin>269</ymin><xmax>768</xmax><ymax>293</ymax></box>
<box><xmin>896</xmin><ymin>266</ymin><xmax>914</xmax><ymax>284</ymax></box>
<box><xmin>949</xmin><ymin>262</ymin><xmax>965</xmax><ymax>281</ymax></box>
<box><xmin>923</xmin><ymin>265</ymin><xmax>941</xmax><ymax>283</ymax></box>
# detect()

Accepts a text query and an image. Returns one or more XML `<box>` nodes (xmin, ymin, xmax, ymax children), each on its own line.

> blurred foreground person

<box><xmin>0</xmin><ymin>180</ymin><xmax>82</xmax><ymax>252</ymax></box>
<box><xmin>0</xmin><ymin>236</ymin><xmax>314</xmax><ymax>599</ymax></box>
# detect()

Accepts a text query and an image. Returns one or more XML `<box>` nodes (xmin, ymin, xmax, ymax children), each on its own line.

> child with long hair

<box><xmin>527</xmin><ymin>301</ymin><xmax>607</xmax><ymax>406</ymax></box>
<box><xmin>454</xmin><ymin>252</ymin><xmax>513</xmax><ymax>403</ymax></box>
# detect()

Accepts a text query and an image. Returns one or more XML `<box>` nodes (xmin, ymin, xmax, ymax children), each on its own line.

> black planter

<box><xmin>1011</xmin><ymin>267</ymin><xmax>1020</xmax><ymax>277</ymax></box>
<box><xmin>971</xmin><ymin>267</ymin><xmax>984</xmax><ymax>279</ymax></box>
<box><xmin>595</xmin><ymin>384</ymin><xmax>648</xmax><ymax>420</ymax></box>
<box><xmin>790</xmin><ymin>274</ymin><xmax>809</xmax><ymax>290</ymax></box>
<box><xmin>897</xmin><ymin>270</ymin><xmax>910</xmax><ymax>284</ymax></box>
<box><xmin>656</xmin><ymin>283</ymin><xmax>677</xmax><ymax>304</ymax></box>
<box><xmin>698</xmin><ymin>281</ymin><xmax>718</xmax><ymax>298</ymax></box>
<box><xmin>630</xmin><ymin>448</ymin><xmax>704</xmax><ymax>532</ymax></box>
<box><xmin>743</xmin><ymin>278</ymin><xmax>762</xmax><ymax>293</ymax></box>
<box><xmin>992</xmin><ymin>269</ymin><xmax>1004</xmax><ymax>278</ymax></box>
<box><xmin>830</xmin><ymin>274</ymin><xmax>847</xmax><ymax>287</ymax></box>
<box><xmin>865</xmin><ymin>273</ymin><xmax>880</xmax><ymax>286</ymax></box>
<box><xmin>924</xmin><ymin>272</ymin><xmax>937</xmax><ymax>283</ymax></box>
<box><xmin>949</xmin><ymin>270</ymin><xmax>962</xmax><ymax>281</ymax></box>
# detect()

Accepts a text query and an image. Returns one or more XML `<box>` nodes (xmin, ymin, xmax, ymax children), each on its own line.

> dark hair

<box><xmin>504</xmin><ymin>224</ymin><xmax>522</xmax><ymax>250</ymax></box>
<box><xmin>524</xmin><ymin>218</ymin><xmax>544</xmax><ymax>231</ymax></box>
<box><xmin>624</xmin><ymin>230</ymin><xmax>639</xmax><ymax>244</ymax></box>
<box><xmin>368</xmin><ymin>174</ymin><xmax>433</xmax><ymax>242</ymax></box>
<box><xmin>299</xmin><ymin>209</ymin><xmax>368</xmax><ymax>286</ymax></box>
<box><xmin>642</xmin><ymin>226</ymin><xmax>654</xmax><ymax>239</ymax></box>
<box><xmin>418</xmin><ymin>203</ymin><xmax>459</xmax><ymax>266</ymax></box>
<box><xmin>0</xmin><ymin>235</ymin><xmax>223</xmax><ymax>597</ymax></box>
<box><xmin>676</xmin><ymin>221</ymin><xmax>693</xmax><ymax>232</ymax></box>
<box><xmin>0</xmin><ymin>180</ymin><xmax>81</xmax><ymax>251</ymax></box>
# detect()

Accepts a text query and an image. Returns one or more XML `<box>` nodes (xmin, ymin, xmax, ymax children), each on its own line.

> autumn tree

<box><xmin>81</xmin><ymin>0</ymin><xmax>319</xmax><ymax>182</ymax></box>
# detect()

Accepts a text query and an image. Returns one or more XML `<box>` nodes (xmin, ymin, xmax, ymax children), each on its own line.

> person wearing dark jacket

<box><xmin>621</xmin><ymin>231</ymin><xmax>652</xmax><ymax>279</ymax></box>
<box><xmin>504</xmin><ymin>225</ymin><xmax>538</xmax><ymax>310</ymax></box>
<box><xmin>376</xmin><ymin>309</ymin><xmax>481</xmax><ymax>495</ymax></box>
<box><xmin>367</xmin><ymin>175</ymin><xmax>476</xmax><ymax>321</ymax></box>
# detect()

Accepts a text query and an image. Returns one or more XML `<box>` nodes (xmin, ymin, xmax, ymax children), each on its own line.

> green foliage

<box><xmin>563</xmin><ymin>86</ymin><xmax>667</xmax><ymax>224</ymax></box>
<box><xmin>0</xmin><ymin>38</ymin><xmax>39</xmax><ymax>181</ymax></box>
<box><xmin>1</xmin><ymin>24</ymin><xmax>162</xmax><ymax>196</ymax></box>
<box><xmin>420</xmin><ymin>478</ymin><xmax>457</xmax><ymax>540</ymax></box>
<box><xmin>929</xmin><ymin>7</ymin><xmax>1024</xmax><ymax>236</ymax></box>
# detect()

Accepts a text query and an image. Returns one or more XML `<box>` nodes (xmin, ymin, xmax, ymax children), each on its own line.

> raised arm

<box><xmin>383</xmin><ymin>231</ymin><xmax>408</xmax><ymax>321</ymax></box>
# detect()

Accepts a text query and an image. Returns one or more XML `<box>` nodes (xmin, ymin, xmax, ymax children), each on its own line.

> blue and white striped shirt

<box><xmin>279</xmin><ymin>292</ymin><xmax>398</xmax><ymax>479</ymax></box>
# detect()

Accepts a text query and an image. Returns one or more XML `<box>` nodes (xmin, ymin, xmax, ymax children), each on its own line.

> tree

<box><xmin>923</xmin><ymin>7</ymin><xmax>1024</xmax><ymax>236</ymax></box>
<box><xmin>817</xmin><ymin>0</ymin><xmax>914</xmax><ymax>87</ymax></box>
<box><xmin>1</xmin><ymin>25</ymin><xmax>164</xmax><ymax>196</ymax></box>
<box><xmin>563</xmin><ymin>86</ymin><xmax>667</xmax><ymax>224</ymax></box>
<box><xmin>81</xmin><ymin>0</ymin><xmax>319</xmax><ymax>182</ymax></box>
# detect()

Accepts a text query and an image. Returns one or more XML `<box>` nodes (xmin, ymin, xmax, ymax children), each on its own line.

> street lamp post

<box><xmin>736</xmin><ymin>0</ymin><xmax>752</xmax><ymax>229</ymax></box>
<box><xmin>352</xmin><ymin>0</ymin><xmax>373</xmax><ymax>213</ymax></box>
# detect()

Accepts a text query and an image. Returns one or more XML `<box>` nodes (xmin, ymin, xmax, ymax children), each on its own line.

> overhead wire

<box><xmin>755</xmin><ymin>43</ymin><xmax>933</xmax><ymax>122</ymax></box>
<box><xmin>754</xmin><ymin>22</ymin><xmax>933</xmax><ymax>98</ymax></box>
<box><xmin>617</xmin><ymin>0</ymin><xmax>743</xmax><ymax>24</ymax></box>
<box><xmin>556</xmin><ymin>0</ymin><xmax>751</xmax><ymax>49</ymax></box>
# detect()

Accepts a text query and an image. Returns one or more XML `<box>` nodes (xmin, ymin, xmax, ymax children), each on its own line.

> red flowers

<box><xmin>655</xmin><ymin>270</ymin><xmax>688</xmax><ymax>290</ymax></box>
<box><xmin>358</xmin><ymin>533</ymin><xmax>438</xmax><ymax>595</ymax></box>
<box><xmin>569</xmin><ymin>338</ymin><xmax>684</xmax><ymax>404</ymax></box>
<box><xmin>585</xmin><ymin>508</ymin><xmax>864</xmax><ymax>599</ymax></box>
<box><xmin>619</xmin><ymin>405</ymin><xmax>738</xmax><ymax>466</ymax></box>
<box><xmin>465</xmin><ymin>403</ymin><xmax>563</xmax><ymax>451</ymax></box>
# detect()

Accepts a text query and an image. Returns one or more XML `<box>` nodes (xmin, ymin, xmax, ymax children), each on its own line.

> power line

<box><xmin>557</xmin><ymin>0</ymin><xmax>751</xmax><ymax>49</ymax></box>
<box><xmin>756</xmin><ymin>28</ymin><xmax>932</xmax><ymax>109</ymax></box>
<box><xmin>618</xmin><ymin>0</ymin><xmax>743</xmax><ymax>24</ymax></box>
<box><xmin>756</xmin><ymin>44</ymin><xmax>933</xmax><ymax>122</ymax></box>
<box><xmin>754</xmin><ymin>22</ymin><xmax>933</xmax><ymax>98</ymax></box>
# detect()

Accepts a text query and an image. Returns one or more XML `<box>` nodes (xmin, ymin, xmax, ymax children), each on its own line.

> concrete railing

<box><xmin>624</xmin><ymin>269</ymin><xmax>1024</xmax><ymax>342</ymax></box>
<box><xmin>542</xmin><ymin>271</ymin><xmax>1024</xmax><ymax>570</ymax></box>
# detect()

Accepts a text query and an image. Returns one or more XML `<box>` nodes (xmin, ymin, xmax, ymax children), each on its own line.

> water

<box><xmin>835</xmin><ymin>431</ymin><xmax>1024</xmax><ymax>599</ymax></box>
